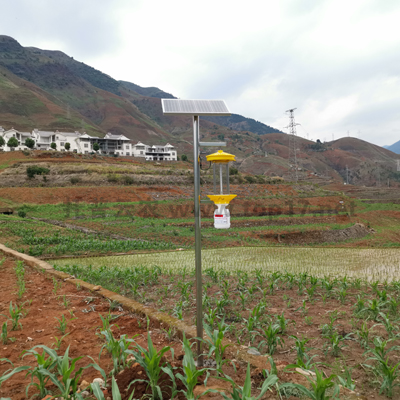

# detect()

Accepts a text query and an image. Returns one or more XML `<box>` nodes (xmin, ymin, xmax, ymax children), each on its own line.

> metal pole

<box><xmin>220</xmin><ymin>164</ymin><xmax>223</xmax><ymax>194</ymax></box>
<box><xmin>213</xmin><ymin>164</ymin><xmax>216</xmax><ymax>194</ymax></box>
<box><xmin>226</xmin><ymin>163</ymin><xmax>230</xmax><ymax>194</ymax></box>
<box><xmin>193</xmin><ymin>116</ymin><xmax>203</xmax><ymax>366</ymax></box>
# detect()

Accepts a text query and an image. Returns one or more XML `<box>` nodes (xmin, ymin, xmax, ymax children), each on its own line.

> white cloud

<box><xmin>1</xmin><ymin>0</ymin><xmax>400</xmax><ymax>146</ymax></box>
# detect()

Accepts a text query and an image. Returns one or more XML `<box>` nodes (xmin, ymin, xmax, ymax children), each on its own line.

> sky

<box><xmin>2</xmin><ymin>0</ymin><xmax>400</xmax><ymax>146</ymax></box>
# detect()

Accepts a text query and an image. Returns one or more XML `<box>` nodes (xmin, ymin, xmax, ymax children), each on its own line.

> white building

<box><xmin>0</xmin><ymin>127</ymin><xmax>176</xmax><ymax>160</ymax></box>
<box><xmin>132</xmin><ymin>142</ymin><xmax>177</xmax><ymax>161</ymax></box>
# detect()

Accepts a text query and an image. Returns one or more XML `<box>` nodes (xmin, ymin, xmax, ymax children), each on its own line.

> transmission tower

<box><xmin>286</xmin><ymin>108</ymin><xmax>299</xmax><ymax>182</ymax></box>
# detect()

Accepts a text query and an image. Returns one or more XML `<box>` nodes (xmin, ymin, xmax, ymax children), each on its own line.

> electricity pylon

<box><xmin>286</xmin><ymin>108</ymin><xmax>299</xmax><ymax>182</ymax></box>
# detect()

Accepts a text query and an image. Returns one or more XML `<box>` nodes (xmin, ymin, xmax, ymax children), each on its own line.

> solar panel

<box><xmin>161</xmin><ymin>99</ymin><xmax>231</xmax><ymax>116</ymax></box>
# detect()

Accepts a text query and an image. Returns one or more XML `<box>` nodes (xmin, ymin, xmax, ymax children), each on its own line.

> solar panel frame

<box><xmin>161</xmin><ymin>99</ymin><xmax>231</xmax><ymax>116</ymax></box>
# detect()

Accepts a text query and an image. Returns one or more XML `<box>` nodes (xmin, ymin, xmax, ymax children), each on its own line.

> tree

<box><xmin>7</xmin><ymin>137</ymin><xmax>18</xmax><ymax>150</ymax></box>
<box><xmin>25</xmin><ymin>138</ymin><xmax>35</xmax><ymax>149</ymax></box>
<box><xmin>64</xmin><ymin>142</ymin><xmax>71</xmax><ymax>151</ymax></box>
<box><xmin>0</xmin><ymin>136</ymin><xmax>5</xmax><ymax>148</ymax></box>
<box><xmin>50</xmin><ymin>142</ymin><xmax>57</xmax><ymax>150</ymax></box>
<box><xmin>181</xmin><ymin>154</ymin><xmax>188</xmax><ymax>162</ymax></box>
<box><xmin>93</xmin><ymin>142</ymin><xmax>100</xmax><ymax>152</ymax></box>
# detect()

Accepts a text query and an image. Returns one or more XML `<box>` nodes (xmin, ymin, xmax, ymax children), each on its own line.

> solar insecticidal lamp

<box><xmin>161</xmin><ymin>98</ymin><xmax>231</xmax><ymax>367</ymax></box>
<box><xmin>206</xmin><ymin>150</ymin><xmax>237</xmax><ymax>229</ymax></box>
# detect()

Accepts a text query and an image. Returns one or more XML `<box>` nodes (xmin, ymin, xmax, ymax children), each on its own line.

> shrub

<box><xmin>7</xmin><ymin>137</ymin><xmax>18</xmax><ymax>149</ymax></box>
<box><xmin>122</xmin><ymin>175</ymin><xmax>134</xmax><ymax>185</ymax></box>
<box><xmin>25</xmin><ymin>138</ymin><xmax>35</xmax><ymax>149</ymax></box>
<box><xmin>65</xmin><ymin>142</ymin><xmax>71</xmax><ymax>151</ymax></box>
<box><xmin>50</xmin><ymin>142</ymin><xmax>57</xmax><ymax>150</ymax></box>
<box><xmin>17</xmin><ymin>210</ymin><xmax>26</xmax><ymax>218</ymax></box>
<box><xmin>229</xmin><ymin>167</ymin><xmax>239</xmax><ymax>175</ymax></box>
<box><xmin>70</xmin><ymin>177</ymin><xmax>81</xmax><ymax>184</ymax></box>
<box><xmin>0</xmin><ymin>136</ymin><xmax>5</xmax><ymax>148</ymax></box>
<box><xmin>26</xmin><ymin>166</ymin><xmax>50</xmax><ymax>179</ymax></box>
<box><xmin>181</xmin><ymin>154</ymin><xmax>188</xmax><ymax>162</ymax></box>
<box><xmin>107</xmin><ymin>174</ymin><xmax>120</xmax><ymax>183</ymax></box>
<box><xmin>244</xmin><ymin>175</ymin><xmax>256</xmax><ymax>184</ymax></box>
<box><xmin>93</xmin><ymin>143</ymin><xmax>100</xmax><ymax>152</ymax></box>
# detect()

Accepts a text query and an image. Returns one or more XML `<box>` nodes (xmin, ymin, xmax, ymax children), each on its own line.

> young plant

<box><xmin>202</xmin><ymin>323</ymin><xmax>232</xmax><ymax>373</ymax></box>
<box><xmin>55</xmin><ymin>315</ymin><xmax>68</xmax><ymax>334</ymax></box>
<box><xmin>378</xmin><ymin>312</ymin><xmax>399</xmax><ymax>339</ymax></box>
<box><xmin>258</xmin><ymin>323</ymin><xmax>284</xmax><ymax>355</ymax></box>
<box><xmin>99</xmin><ymin>329</ymin><xmax>137</xmax><ymax>374</ymax></box>
<box><xmin>24</xmin><ymin>345</ymin><xmax>106</xmax><ymax>400</ymax></box>
<box><xmin>337</xmin><ymin>365</ymin><xmax>356</xmax><ymax>391</ymax></box>
<box><xmin>355</xmin><ymin>320</ymin><xmax>372</xmax><ymax>349</ymax></box>
<box><xmin>363</xmin><ymin>337</ymin><xmax>400</xmax><ymax>398</ymax></box>
<box><xmin>92</xmin><ymin>376</ymin><xmax>136</xmax><ymax>400</ymax></box>
<box><xmin>288</xmin><ymin>335</ymin><xmax>318</xmax><ymax>370</ymax></box>
<box><xmin>1</xmin><ymin>322</ymin><xmax>15</xmax><ymax>345</ymax></box>
<box><xmin>286</xmin><ymin>366</ymin><xmax>339</xmax><ymax>400</ymax></box>
<box><xmin>53</xmin><ymin>333</ymin><xmax>70</xmax><ymax>351</ymax></box>
<box><xmin>1</xmin><ymin>301</ymin><xmax>24</xmax><ymax>331</ymax></box>
<box><xmin>211</xmin><ymin>363</ymin><xmax>278</xmax><ymax>400</ymax></box>
<box><xmin>126</xmin><ymin>332</ymin><xmax>173</xmax><ymax>400</ymax></box>
<box><xmin>172</xmin><ymin>334</ymin><xmax>211</xmax><ymax>400</ymax></box>
<box><xmin>276</xmin><ymin>312</ymin><xmax>293</xmax><ymax>334</ymax></box>
<box><xmin>323</xmin><ymin>331</ymin><xmax>351</xmax><ymax>357</ymax></box>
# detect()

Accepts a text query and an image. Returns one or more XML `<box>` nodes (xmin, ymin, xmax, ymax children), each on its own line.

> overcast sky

<box><xmin>2</xmin><ymin>0</ymin><xmax>400</xmax><ymax>146</ymax></box>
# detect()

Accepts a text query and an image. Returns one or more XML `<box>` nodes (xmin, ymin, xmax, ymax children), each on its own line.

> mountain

<box><xmin>1</xmin><ymin>35</ymin><xmax>399</xmax><ymax>186</ymax></box>
<box><xmin>202</xmin><ymin>114</ymin><xmax>282</xmax><ymax>135</ymax></box>
<box><xmin>384</xmin><ymin>140</ymin><xmax>400</xmax><ymax>154</ymax></box>
<box><xmin>119</xmin><ymin>81</ymin><xmax>175</xmax><ymax>99</ymax></box>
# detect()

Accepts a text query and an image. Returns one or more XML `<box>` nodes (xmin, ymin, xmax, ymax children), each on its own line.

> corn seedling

<box><xmin>323</xmin><ymin>331</ymin><xmax>351</xmax><ymax>357</ymax></box>
<box><xmin>257</xmin><ymin>323</ymin><xmax>284</xmax><ymax>355</ymax></box>
<box><xmin>92</xmin><ymin>376</ymin><xmax>136</xmax><ymax>400</ymax></box>
<box><xmin>61</xmin><ymin>295</ymin><xmax>70</xmax><ymax>309</ymax></box>
<box><xmin>99</xmin><ymin>329</ymin><xmax>137</xmax><ymax>374</ymax></box>
<box><xmin>53</xmin><ymin>333</ymin><xmax>70</xmax><ymax>351</ymax></box>
<box><xmin>52</xmin><ymin>277</ymin><xmax>62</xmax><ymax>295</ymax></box>
<box><xmin>276</xmin><ymin>312</ymin><xmax>293</xmax><ymax>334</ymax></box>
<box><xmin>162</xmin><ymin>326</ymin><xmax>176</xmax><ymax>341</ymax></box>
<box><xmin>1</xmin><ymin>301</ymin><xmax>24</xmax><ymax>331</ymax></box>
<box><xmin>55</xmin><ymin>315</ymin><xmax>68</xmax><ymax>334</ymax></box>
<box><xmin>305</xmin><ymin>316</ymin><xmax>313</xmax><ymax>325</ymax></box>
<box><xmin>22</xmin><ymin>347</ymin><xmax>57</xmax><ymax>398</ymax></box>
<box><xmin>202</xmin><ymin>323</ymin><xmax>232</xmax><ymax>373</ymax></box>
<box><xmin>337</xmin><ymin>365</ymin><xmax>356</xmax><ymax>391</ymax></box>
<box><xmin>172</xmin><ymin>334</ymin><xmax>211</xmax><ymax>400</ymax></box>
<box><xmin>378</xmin><ymin>312</ymin><xmax>399</xmax><ymax>339</ymax></box>
<box><xmin>23</xmin><ymin>345</ymin><xmax>106</xmax><ymax>400</ymax></box>
<box><xmin>363</xmin><ymin>337</ymin><xmax>400</xmax><ymax>398</ymax></box>
<box><xmin>1</xmin><ymin>322</ymin><xmax>15</xmax><ymax>345</ymax></box>
<box><xmin>285</xmin><ymin>366</ymin><xmax>339</xmax><ymax>400</ymax></box>
<box><xmin>210</xmin><ymin>363</ymin><xmax>278</xmax><ymax>400</ymax></box>
<box><xmin>126</xmin><ymin>333</ymin><xmax>174</xmax><ymax>400</ymax></box>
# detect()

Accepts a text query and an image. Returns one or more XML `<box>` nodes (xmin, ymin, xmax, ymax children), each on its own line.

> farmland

<box><xmin>2</xmin><ymin>153</ymin><xmax>400</xmax><ymax>398</ymax></box>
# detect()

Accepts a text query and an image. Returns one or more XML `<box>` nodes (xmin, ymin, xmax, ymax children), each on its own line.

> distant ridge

<box><xmin>384</xmin><ymin>140</ymin><xmax>400</xmax><ymax>154</ymax></box>
<box><xmin>202</xmin><ymin>114</ymin><xmax>283</xmax><ymax>135</ymax></box>
<box><xmin>119</xmin><ymin>81</ymin><xmax>175</xmax><ymax>99</ymax></box>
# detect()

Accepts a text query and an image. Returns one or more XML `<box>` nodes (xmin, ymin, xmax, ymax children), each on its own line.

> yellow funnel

<box><xmin>207</xmin><ymin>194</ymin><xmax>237</xmax><ymax>205</ymax></box>
<box><xmin>206</xmin><ymin>149</ymin><xmax>236</xmax><ymax>163</ymax></box>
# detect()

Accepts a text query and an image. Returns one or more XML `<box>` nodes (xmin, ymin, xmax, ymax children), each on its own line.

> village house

<box><xmin>0</xmin><ymin>127</ymin><xmax>177</xmax><ymax>160</ymax></box>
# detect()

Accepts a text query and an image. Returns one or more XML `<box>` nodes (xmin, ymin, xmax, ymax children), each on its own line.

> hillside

<box><xmin>1</xmin><ymin>35</ymin><xmax>399</xmax><ymax>186</ymax></box>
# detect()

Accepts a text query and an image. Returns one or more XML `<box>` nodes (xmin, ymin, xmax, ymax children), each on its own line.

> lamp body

<box><xmin>206</xmin><ymin>150</ymin><xmax>237</xmax><ymax>229</ymax></box>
